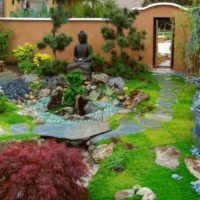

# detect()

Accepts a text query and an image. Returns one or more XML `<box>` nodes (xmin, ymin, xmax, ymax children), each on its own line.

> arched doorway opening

<box><xmin>153</xmin><ymin>17</ymin><xmax>175</xmax><ymax>69</ymax></box>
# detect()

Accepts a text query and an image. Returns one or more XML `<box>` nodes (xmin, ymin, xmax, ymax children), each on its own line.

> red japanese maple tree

<box><xmin>0</xmin><ymin>140</ymin><xmax>88</xmax><ymax>200</ymax></box>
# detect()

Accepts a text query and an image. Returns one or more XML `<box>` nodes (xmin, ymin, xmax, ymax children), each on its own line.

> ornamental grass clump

<box><xmin>0</xmin><ymin>140</ymin><xmax>88</xmax><ymax>200</ymax></box>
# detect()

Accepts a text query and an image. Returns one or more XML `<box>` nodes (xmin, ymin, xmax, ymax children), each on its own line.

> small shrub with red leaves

<box><xmin>0</xmin><ymin>140</ymin><xmax>88</xmax><ymax>200</ymax></box>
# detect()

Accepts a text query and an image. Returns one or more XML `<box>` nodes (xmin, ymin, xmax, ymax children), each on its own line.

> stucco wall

<box><xmin>0</xmin><ymin>4</ymin><xmax>190</xmax><ymax>72</ymax></box>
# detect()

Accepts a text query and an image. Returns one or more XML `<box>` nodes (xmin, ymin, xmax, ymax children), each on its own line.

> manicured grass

<box><xmin>108</xmin><ymin>72</ymin><xmax>160</xmax><ymax>129</ymax></box>
<box><xmin>0</xmin><ymin>100</ymin><xmax>36</xmax><ymax>140</ymax></box>
<box><xmin>88</xmin><ymin>75</ymin><xmax>199</xmax><ymax>200</ymax></box>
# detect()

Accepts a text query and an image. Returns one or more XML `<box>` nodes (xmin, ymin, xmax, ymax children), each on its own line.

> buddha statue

<box><xmin>67</xmin><ymin>31</ymin><xmax>92</xmax><ymax>76</ymax></box>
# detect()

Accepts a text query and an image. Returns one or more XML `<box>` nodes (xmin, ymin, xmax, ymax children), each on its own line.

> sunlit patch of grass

<box><xmin>89</xmin><ymin>75</ymin><xmax>199</xmax><ymax>200</ymax></box>
<box><xmin>0</xmin><ymin>100</ymin><xmax>35</xmax><ymax>140</ymax></box>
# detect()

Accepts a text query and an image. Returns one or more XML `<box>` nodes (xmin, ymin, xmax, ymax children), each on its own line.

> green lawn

<box><xmin>89</xmin><ymin>74</ymin><xmax>199</xmax><ymax>200</ymax></box>
<box><xmin>0</xmin><ymin>99</ymin><xmax>36</xmax><ymax>140</ymax></box>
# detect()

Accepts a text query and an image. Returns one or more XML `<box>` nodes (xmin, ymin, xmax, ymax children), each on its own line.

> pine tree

<box><xmin>37</xmin><ymin>0</ymin><xmax>72</xmax><ymax>58</ymax></box>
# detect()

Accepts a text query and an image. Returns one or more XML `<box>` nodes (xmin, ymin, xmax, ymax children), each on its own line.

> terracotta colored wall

<box><xmin>0</xmin><ymin>5</ymin><xmax>190</xmax><ymax>72</ymax></box>
<box><xmin>0</xmin><ymin>19</ymin><xmax>109</xmax><ymax>63</ymax></box>
<box><xmin>134</xmin><ymin>5</ymin><xmax>189</xmax><ymax>71</ymax></box>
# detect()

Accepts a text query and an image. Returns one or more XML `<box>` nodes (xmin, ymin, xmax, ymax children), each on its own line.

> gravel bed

<box><xmin>27</xmin><ymin>97</ymin><xmax>119</xmax><ymax>124</ymax></box>
<box><xmin>1</xmin><ymin>78</ymin><xmax>30</xmax><ymax>100</ymax></box>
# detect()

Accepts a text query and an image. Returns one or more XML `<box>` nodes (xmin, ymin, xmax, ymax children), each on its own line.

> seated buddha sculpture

<box><xmin>67</xmin><ymin>31</ymin><xmax>92</xmax><ymax>76</ymax></box>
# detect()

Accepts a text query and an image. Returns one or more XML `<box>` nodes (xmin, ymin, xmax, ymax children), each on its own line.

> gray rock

<box><xmin>54</xmin><ymin>107</ymin><xmax>74</xmax><ymax>116</ymax></box>
<box><xmin>33</xmin><ymin>120</ymin><xmax>110</xmax><ymax>141</ymax></box>
<box><xmin>139</xmin><ymin>119</ymin><xmax>161</xmax><ymax>128</ymax></box>
<box><xmin>108</xmin><ymin>77</ymin><xmax>125</xmax><ymax>90</ymax></box>
<box><xmin>88</xmin><ymin>90</ymin><xmax>100</xmax><ymax>101</ymax></box>
<box><xmin>114</xmin><ymin>189</ymin><xmax>135</xmax><ymax>200</ymax></box>
<box><xmin>92</xmin><ymin>143</ymin><xmax>113</xmax><ymax>162</ymax></box>
<box><xmin>39</xmin><ymin>88</ymin><xmax>51</xmax><ymax>98</ymax></box>
<box><xmin>137</xmin><ymin>187</ymin><xmax>156</xmax><ymax>200</ymax></box>
<box><xmin>136</xmin><ymin>187</ymin><xmax>153</xmax><ymax>196</ymax></box>
<box><xmin>112</xmin><ymin>99</ymin><xmax>121</xmax><ymax>107</ymax></box>
<box><xmin>155</xmin><ymin>146</ymin><xmax>181</xmax><ymax>169</ymax></box>
<box><xmin>91</xmin><ymin>122</ymin><xmax>144</xmax><ymax>143</ymax></box>
<box><xmin>145</xmin><ymin>113</ymin><xmax>172</xmax><ymax>122</ymax></box>
<box><xmin>142</xmin><ymin>192</ymin><xmax>156</xmax><ymax>200</ymax></box>
<box><xmin>47</xmin><ymin>74</ymin><xmax>67</xmax><ymax>89</ymax></box>
<box><xmin>185</xmin><ymin>156</ymin><xmax>200</xmax><ymax>180</ymax></box>
<box><xmin>47</xmin><ymin>86</ymin><xmax>63</xmax><ymax>109</ymax></box>
<box><xmin>84</xmin><ymin>101</ymin><xmax>98</xmax><ymax>114</ymax></box>
<box><xmin>22</xmin><ymin>73</ymin><xmax>40</xmax><ymax>83</ymax></box>
<box><xmin>10</xmin><ymin>123</ymin><xmax>30</xmax><ymax>135</ymax></box>
<box><xmin>92</xmin><ymin>73</ymin><xmax>109</xmax><ymax>84</ymax></box>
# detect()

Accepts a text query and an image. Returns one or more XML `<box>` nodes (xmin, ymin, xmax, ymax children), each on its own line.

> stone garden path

<box><xmin>0</xmin><ymin>70</ymin><xmax>182</xmax><ymax>142</ymax></box>
<box><xmin>90</xmin><ymin>70</ymin><xmax>180</xmax><ymax>143</ymax></box>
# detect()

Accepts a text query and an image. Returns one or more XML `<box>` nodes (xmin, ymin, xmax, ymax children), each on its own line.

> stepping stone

<box><xmin>154</xmin><ymin>108</ymin><xmax>173</xmax><ymax>115</ymax></box>
<box><xmin>157</xmin><ymin>102</ymin><xmax>173</xmax><ymax>108</ymax></box>
<box><xmin>139</xmin><ymin>119</ymin><xmax>161</xmax><ymax>128</ymax></box>
<box><xmin>145</xmin><ymin>113</ymin><xmax>172</xmax><ymax>122</ymax></box>
<box><xmin>0</xmin><ymin>127</ymin><xmax>5</xmax><ymax>135</ymax></box>
<box><xmin>33</xmin><ymin>120</ymin><xmax>110</xmax><ymax>140</ymax></box>
<box><xmin>90</xmin><ymin>122</ymin><xmax>144</xmax><ymax>143</ymax></box>
<box><xmin>10</xmin><ymin>123</ymin><xmax>30</xmax><ymax>134</ymax></box>
<box><xmin>118</xmin><ymin>117</ymin><xmax>133</xmax><ymax>124</ymax></box>
<box><xmin>160</xmin><ymin>93</ymin><xmax>177</xmax><ymax>99</ymax></box>
<box><xmin>155</xmin><ymin>146</ymin><xmax>181</xmax><ymax>169</ymax></box>
<box><xmin>156</xmin><ymin>98</ymin><xmax>177</xmax><ymax>104</ymax></box>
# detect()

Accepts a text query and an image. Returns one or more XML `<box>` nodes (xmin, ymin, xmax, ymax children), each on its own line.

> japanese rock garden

<box><xmin>0</xmin><ymin>0</ymin><xmax>200</xmax><ymax>200</ymax></box>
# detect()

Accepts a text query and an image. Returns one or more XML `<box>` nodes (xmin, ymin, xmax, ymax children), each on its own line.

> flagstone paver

<box><xmin>90</xmin><ymin>71</ymin><xmax>182</xmax><ymax>142</ymax></box>
<box><xmin>90</xmin><ymin>122</ymin><xmax>145</xmax><ymax>142</ymax></box>
<box><xmin>10</xmin><ymin>123</ymin><xmax>30</xmax><ymax>135</ymax></box>
<box><xmin>33</xmin><ymin>120</ymin><xmax>110</xmax><ymax>140</ymax></box>
<box><xmin>138</xmin><ymin>119</ymin><xmax>161</xmax><ymax>128</ymax></box>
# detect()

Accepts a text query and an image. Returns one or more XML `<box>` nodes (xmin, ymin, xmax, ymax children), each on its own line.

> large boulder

<box><xmin>92</xmin><ymin>143</ymin><xmax>114</xmax><ymax>162</ymax></box>
<box><xmin>47</xmin><ymin>86</ymin><xmax>63</xmax><ymax>110</ymax></box>
<box><xmin>47</xmin><ymin>74</ymin><xmax>67</xmax><ymax>89</ymax></box>
<box><xmin>108</xmin><ymin>77</ymin><xmax>125</xmax><ymax>90</ymax></box>
<box><xmin>129</xmin><ymin>90</ymin><xmax>149</xmax><ymax>108</ymax></box>
<box><xmin>74</xmin><ymin>95</ymin><xmax>89</xmax><ymax>116</ymax></box>
<box><xmin>155</xmin><ymin>146</ymin><xmax>181</xmax><ymax>169</ymax></box>
<box><xmin>84</xmin><ymin>101</ymin><xmax>98</xmax><ymax>114</ymax></box>
<box><xmin>88</xmin><ymin>90</ymin><xmax>101</xmax><ymax>101</ymax></box>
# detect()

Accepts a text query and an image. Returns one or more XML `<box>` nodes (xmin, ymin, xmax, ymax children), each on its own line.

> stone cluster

<box><xmin>114</xmin><ymin>184</ymin><xmax>156</xmax><ymax>200</ymax></box>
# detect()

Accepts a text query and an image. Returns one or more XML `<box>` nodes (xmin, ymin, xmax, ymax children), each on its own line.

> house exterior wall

<box><xmin>0</xmin><ymin>4</ymin><xmax>190</xmax><ymax>72</ymax></box>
